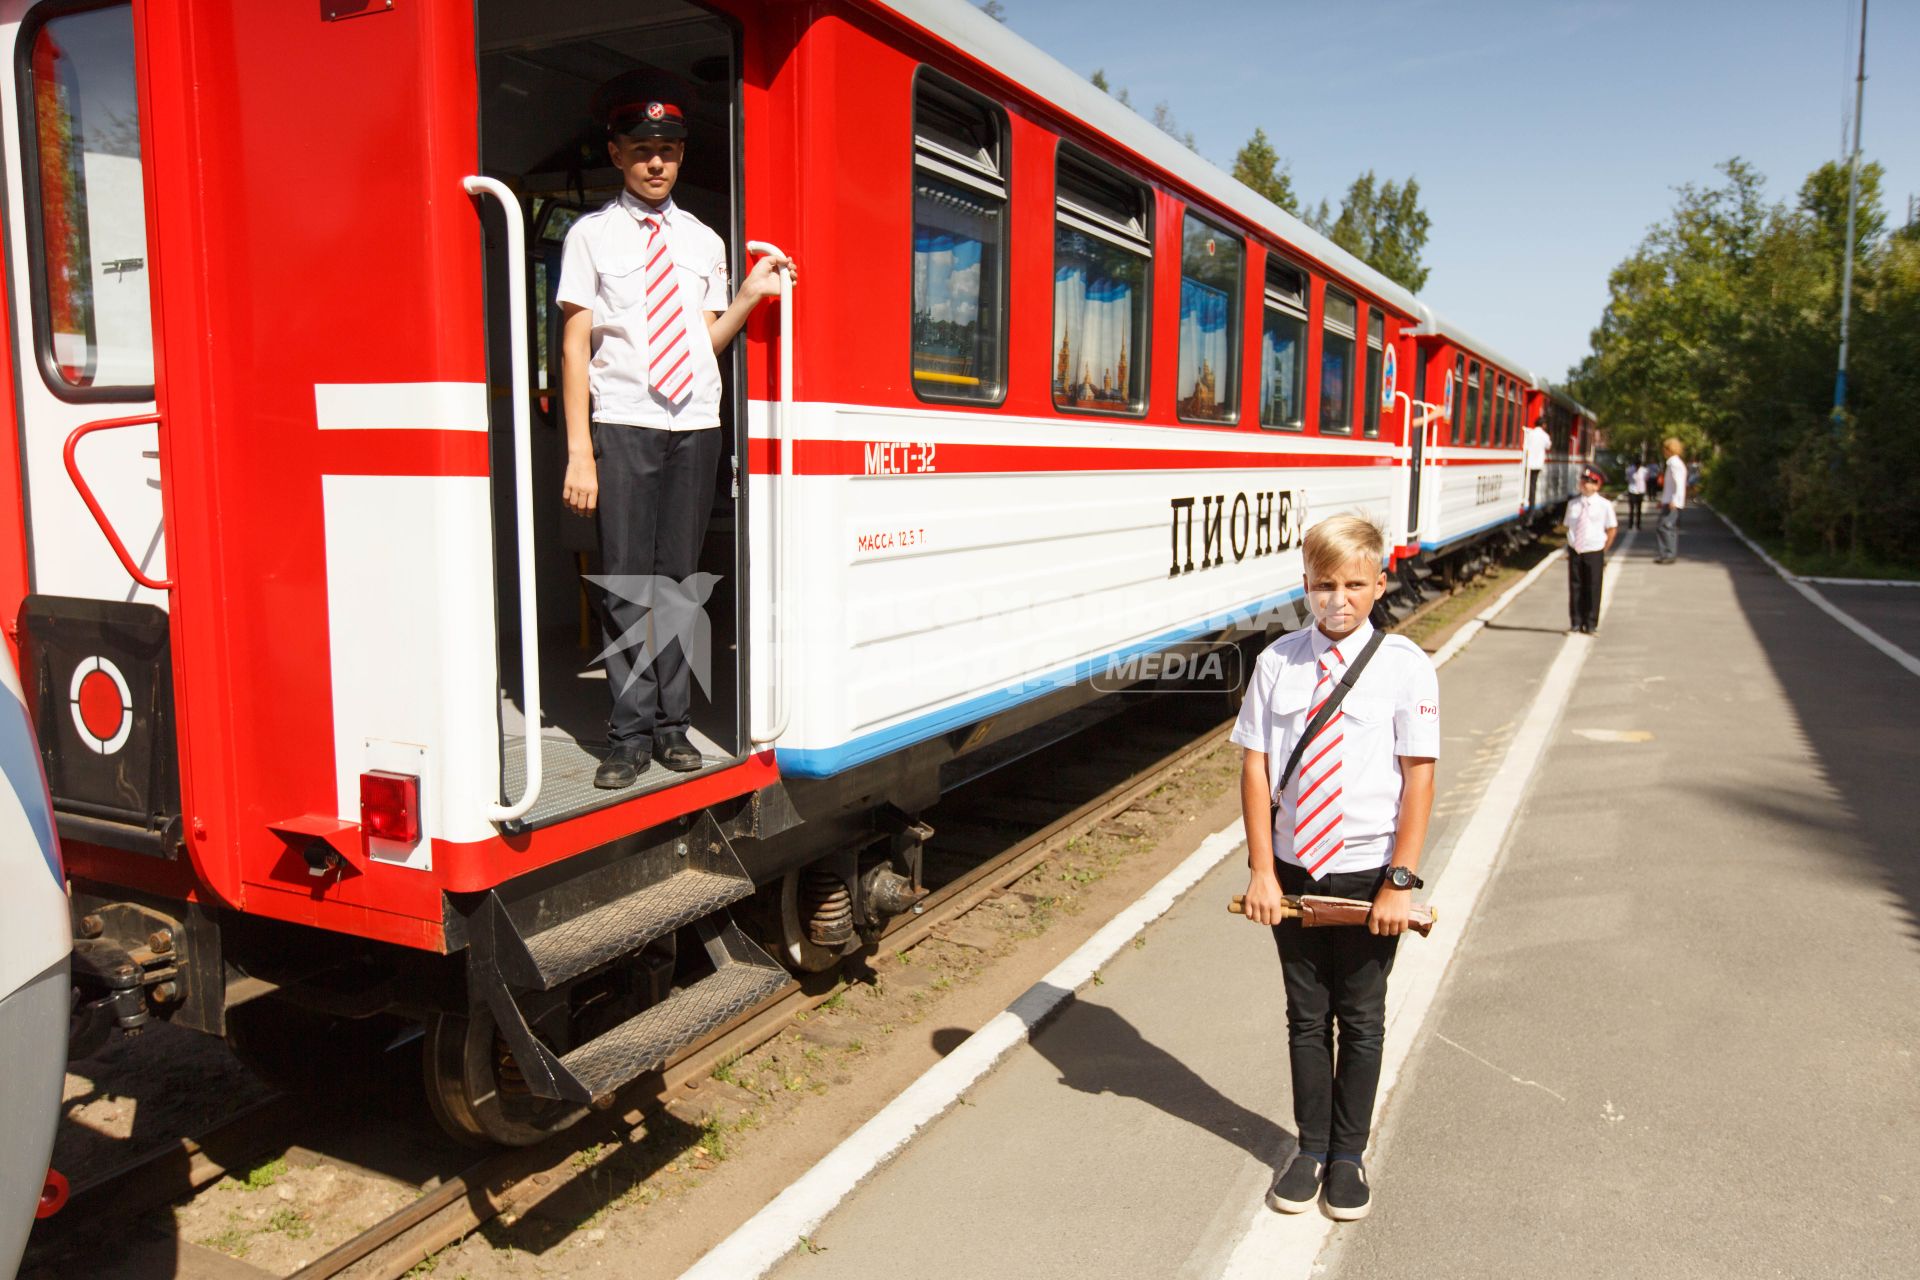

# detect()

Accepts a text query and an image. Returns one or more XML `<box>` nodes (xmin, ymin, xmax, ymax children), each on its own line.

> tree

<box><xmin>1308</xmin><ymin>171</ymin><xmax>1431</xmax><ymax>293</ymax></box>
<box><xmin>976</xmin><ymin>0</ymin><xmax>1007</xmax><ymax>21</ymax></box>
<box><xmin>1089</xmin><ymin>67</ymin><xmax>1130</xmax><ymax>108</ymax></box>
<box><xmin>1149</xmin><ymin>100</ymin><xmax>1198</xmax><ymax>153</ymax></box>
<box><xmin>1231</xmin><ymin>128</ymin><xmax>1298</xmax><ymax>214</ymax></box>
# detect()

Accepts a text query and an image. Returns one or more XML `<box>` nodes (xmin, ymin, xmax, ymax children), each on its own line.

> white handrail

<box><xmin>1395</xmin><ymin>392</ymin><xmax>1442</xmax><ymax>542</ymax></box>
<box><xmin>465</xmin><ymin>176</ymin><xmax>543</xmax><ymax>824</ymax></box>
<box><xmin>746</xmin><ymin>242</ymin><xmax>794</xmax><ymax>747</ymax></box>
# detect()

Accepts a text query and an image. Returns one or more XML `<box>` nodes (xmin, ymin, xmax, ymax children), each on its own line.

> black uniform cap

<box><xmin>594</xmin><ymin>69</ymin><xmax>692</xmax><ymax>140</ymax></box>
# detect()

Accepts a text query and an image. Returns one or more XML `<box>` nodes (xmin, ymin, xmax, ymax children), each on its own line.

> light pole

<box><xmin>1832</xmin><ymin>0</ymin><xmax>1868</xmax><ymax>420</ymax></box>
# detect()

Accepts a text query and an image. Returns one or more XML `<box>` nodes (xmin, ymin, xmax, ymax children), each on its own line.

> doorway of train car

<box><xmin>475</xmin><ymin>0</ymin><xmax>745</xmax><ymax>826</ymax></box>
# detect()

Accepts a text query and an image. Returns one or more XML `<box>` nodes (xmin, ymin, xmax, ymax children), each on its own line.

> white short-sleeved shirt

<box><xmin>1523</xmin><ymin>425</ymin><xmax>1550</xmax><ymax>470</ymax></box>
<box><xmin>555</xmin><ymin>192</ymin><xmax>730</xmax><ymax>431</ymax></box>
<box><xmin>1627</xmin><ymin>465</ymin><xmax>1649</xmax><ymax>495</ymax></box>
<box><xmin>1231</xmin><ymin>620</ymin><xmax>1440</xmax><ymax>876</ymax></box>
<box><xmin>1661</xmin><ymin>454</ymin><xmax>1688</xmax><ymax>508</ymax></box>
<box><xmin>1564</xmin><ymin>492</ymin><xmax>1617</xmax><ymax>553</ymax></box>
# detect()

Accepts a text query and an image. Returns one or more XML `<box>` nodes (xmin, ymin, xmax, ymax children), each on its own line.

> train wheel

<box><xmin>422</xmin><ymin>1005</ymin><xmax>583</xmax><ymax>1148</ymax></box>
<box><xmin>224</xmin><ymin>996</ymin><xmax>411</xmax><ymax>1095</ymax></box>
<box><xmin>777</xmin><ymin>865</ymin><xmax>854</xmax><ymax>973</ymax></box>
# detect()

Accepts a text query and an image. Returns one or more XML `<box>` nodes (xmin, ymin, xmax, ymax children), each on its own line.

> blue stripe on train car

<box><xmin>778</xmin><ymin>584</ymin><xmax>1308</xmax><ymax>778</ymax></box>
<box><xmin>1419</xmin><ymin>512</ymin><xmax>1521</xmax><ymax>553</ymax></box>
<box><xmin>0</xmin><ymin>686</ymin><xmax>59</xmax><ymax>883</ymax></box>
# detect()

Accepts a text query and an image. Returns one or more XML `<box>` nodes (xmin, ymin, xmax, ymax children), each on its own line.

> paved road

<box><xmin>762</xmin><ymin>515</ymin><xmax>1920</xmax><ymax>1280</ymax></box>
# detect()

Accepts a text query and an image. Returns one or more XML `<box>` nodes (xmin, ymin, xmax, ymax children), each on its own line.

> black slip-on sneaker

<box><xmin>1265</xmin><ymin>1154</ymin><xmax>1323</xmax><ymax>1214</ymax></box>
<box><xmin>1323</xmin><ymin>1159</ymin><xmax>1371</xmax><ymax>1221</ymax></box>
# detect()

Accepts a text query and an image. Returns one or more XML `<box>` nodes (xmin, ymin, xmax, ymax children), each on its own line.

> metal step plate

<box><xmin>558</xmin><ymin>957</ymin><xmax>791</xmax><ymax>1100</ymax></box>
<box><xmin>520</xmin><ymin>867</ymin><xmax>753</xmax><ymax>989</ymax></box>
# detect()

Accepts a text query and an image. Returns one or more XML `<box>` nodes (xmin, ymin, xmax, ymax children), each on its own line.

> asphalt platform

<box><xmin>758</xmin><ymin>509</ymin><xmax>1920</xmax><ymax>1280</ymax></box>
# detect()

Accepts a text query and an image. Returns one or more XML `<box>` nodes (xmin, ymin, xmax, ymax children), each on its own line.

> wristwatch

<box><xmin>1384</xmin><ymin>866</ymin><xmax>1423</xmax><ymax>891</ymax></box>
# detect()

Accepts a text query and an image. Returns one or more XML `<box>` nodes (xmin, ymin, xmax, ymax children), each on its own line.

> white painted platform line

<box><xmin>676</xmin><ymin>535</ymin><xmax>1570</xmax><ymax>1280</ymax></box>
<box><xmin>1219</xmin><ymin>531</ymin><xmax>1637</xmax><ymax>1280</ymax></box>
<box><xmin>1798</xmin><ymin>576</ymin><xmax>1920</xmax><ymax>588</ymax></box>
<box><xmin>1713</xmin><ymin>507</ymin><xmax>1920</xmax><ymax>680</ymax></box>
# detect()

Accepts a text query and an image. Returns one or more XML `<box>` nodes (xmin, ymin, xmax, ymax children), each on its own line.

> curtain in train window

<box><xmin>1053</xmin><ymin>228</ymin><xmax>1145</xmax><ymax>412</ymax></box>
<box><xmin>1177</xmin><ymin>215</ymin><xmax>1241</xmax><ymax>422</ymax></box>
<box><xmin>912</xmin><ymin>176</ymin><xmax>1004</xmax><ymax>400</ymax></box>
<box><xmin>1320</xmin><ymin>289</ymin><xmax>1356</xmax><ymax>435</ymax></box>
<box><xmin>27</xmin><ymin>3</ymin><xmax>152</xmax><ymax>392</ymax></box>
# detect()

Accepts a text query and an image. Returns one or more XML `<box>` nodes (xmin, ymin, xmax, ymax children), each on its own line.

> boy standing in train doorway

<box><xmin>556</xmin><ymin>72</ymin><xmax>794</xmax><ymax>789</ymax></box>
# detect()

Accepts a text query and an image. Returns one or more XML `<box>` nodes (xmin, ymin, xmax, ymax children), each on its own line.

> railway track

<box><xmin>28</xmin><ymin>699</ymin><xmax>1237</xmax><ymax>1280</ymax></box>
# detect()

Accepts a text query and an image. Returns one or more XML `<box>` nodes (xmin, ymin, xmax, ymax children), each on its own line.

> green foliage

<box><xmin>1573</xmin><ymin>155</ymin><xmax>1920</xmax><ymax>565</ymax></box>
<box><xmin>234</xmin><ymin>1156</ymin><xmax>287</xmax><ymax>1191</ymax></box>
<box><xmin>1231</xmin><ymin>128</ymin><xmax>1299</xmax><ymax>214</ymax></box>
<box><xmin>1307</xmin><ymin>171</ymin><xmax>1431</xmax><ymax>293</ymax></box>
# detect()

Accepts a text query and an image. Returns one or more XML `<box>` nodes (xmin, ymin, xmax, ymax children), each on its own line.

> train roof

<box><xmin>875</xmin><ymin>0</ymin><xmax>1546</xmax><ymax>387</ymax></box>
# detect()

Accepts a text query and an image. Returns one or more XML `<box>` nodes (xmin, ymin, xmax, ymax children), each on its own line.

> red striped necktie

<box><xmin>640</xmin><ymin>213</ymin><xmax>695</xmax><ymax>406</ymax></box>
<box><xmin>1294</xmin><ymin>642</ymin><xmax>1346</xmax><ymax>878</ymax></box>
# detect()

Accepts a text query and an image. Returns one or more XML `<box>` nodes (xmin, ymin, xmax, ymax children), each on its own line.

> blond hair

<box><xmin>1663</xmin><ymin>436</ymin><xmax>1684</xmax><ymax>456</ymax></box>
<box><xmin>1302</xmin><ymin>514</ymin><xmax>1387</xmax><ymax>580</ymax></box>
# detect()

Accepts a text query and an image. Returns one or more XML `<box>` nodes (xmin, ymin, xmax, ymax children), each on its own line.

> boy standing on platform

<box><xmin>1231</xmin><ymin>515</ymin><xmax>1439</xmax><ymax>1222</ymax></box>
<box><xmin>1560</xmin><ymin>467</ymin><xmax>1617</xmax><ymax>634</ymax></box>
<box><xmin>1655</xmin><ymin>437</ymin><xmax>1688</xmax><ymax>564</ymax></box>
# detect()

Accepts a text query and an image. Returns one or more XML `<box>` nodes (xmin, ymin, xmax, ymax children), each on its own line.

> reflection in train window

<box><xmin>1319</xmin><ymin>288</ymin><xmax>1356</xmax><ymax>435</ymax></box>
<box><xmin>1259</xmin><ymin>260</ymin><xmax>1307</xmax><ymax>431</ymax></box>
<box><xmin>1464</xmin><ymin>361</ymin><xmax>1481</xmax><ymax>448</ymax></box>
<box><xmin>1451</xmin><ymin>353</ymin><xmax>1466</xmax><ymax>443</ymax></box>
<box><xmin>1053</xmin><ymin>147</ymin><xmax>1150</xmax><ymax>415</ymax></box>
<box><xmin>22</xmin><ymin>2</ymin><xmax>152</xmax><ymax>395</ymax></box>
<box><xmin>911</xmin><ymin>72</ymin><xmax>1008</xmax><ymax>404</ymax></box>
<box><xmin>1177</xmin><ymin>213</ymin><xmax>1241</xmax><ymax>423</ymax></box>
<box><xmin>1363</xmin><ymin>310</ymin><xmax>1385</xmax><ymax>439</ymax></box>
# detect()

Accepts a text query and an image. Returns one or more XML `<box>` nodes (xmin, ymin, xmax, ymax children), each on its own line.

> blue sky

<box><xmin>991</xmin><ymin>0</ymin><xmax>1919</xmax><ymax>383</ymax></box>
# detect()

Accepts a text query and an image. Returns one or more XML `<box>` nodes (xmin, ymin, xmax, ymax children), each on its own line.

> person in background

<box><xmin>1655</xmin><ymin>437</ymin><xmax>1688</xmax><ymax>564</ymax></box>
<box><xmin>1559</xmin><ymin>466</ymin><xmax>1618</xmax><ymax>634</ymax></box>
<box><xmin>1625</xmin><ymin>459</ymin><xmax>1650</xmax><ymax>530</ymax></box>
<box><xmin>1522</xmin><ymin>417</ymin><xmax>1551</xmax><ymax>511</ymax></box>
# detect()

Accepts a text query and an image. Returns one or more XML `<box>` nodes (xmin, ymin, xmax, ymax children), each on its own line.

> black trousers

<box><xmin>1271</xmin><ymin>861</ymin><xmax>1399</xmax><ymax>1157</ymax></box>
<box><xmin>1567</xmin><ymin>549</ymin><xmax>1604</xmax><ymax>629</ymax></box>
<box><xmin>1526</xmin><ymin>469</ymin><xmax>1541</xmax><ymax>509</ymax></box>
<box><xmin>1626</xmin><ymin>492</ymin><xmax>1644</xmax><ymax>529</ymax></box>
<box><xmin>592</xmin><ymin>422</ymin><xmax>722</xmax><ymax>750</ymax></box>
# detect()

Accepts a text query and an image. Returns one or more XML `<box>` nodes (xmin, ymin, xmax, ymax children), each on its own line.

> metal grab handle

<box><xmin>465</xmin><ymin>176</ymin><xmax>542</xmax><ymax>823</ymax></box>
<box><xmin>63</xmin><ymin>413</ymin><xmax>172</xmax><ymax>591</ymax></box>
<box><xmin>1394</xmin><ymin>392</ymin><xmax>1441</xmax><ymax>542</ymax></box>
<box><xmin>745</xmin><ymin>241</ymin><xmax>793</xmax><ymax>747</ymax></box>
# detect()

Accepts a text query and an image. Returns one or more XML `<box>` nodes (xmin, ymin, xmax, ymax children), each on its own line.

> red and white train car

<box><xmin>8</xmin><ymin>0</ymin><xmax>1592</xmax><ymax>1142</ymax></box>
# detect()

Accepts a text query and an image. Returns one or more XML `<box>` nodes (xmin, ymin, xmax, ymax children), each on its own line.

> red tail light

<box><xmin>360</xmin><ymin>770</ymin><xmax>420</xmax><ymax>844</ymax></box>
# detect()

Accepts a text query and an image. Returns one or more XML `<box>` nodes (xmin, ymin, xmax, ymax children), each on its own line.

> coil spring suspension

<box><xmin>495</xmin><ymin>1032</ymin><xmax>529</xmax><ymax>1095</ymax></box>
<box><xmin>799</xmin><ymin>867</ymin><xmax>855</xmax><ymax>947</ymax></box>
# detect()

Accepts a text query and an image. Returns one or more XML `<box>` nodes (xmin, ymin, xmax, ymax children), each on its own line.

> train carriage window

<box><xmin>1053</xmin><ymin>147</ymin><xmax>1149</xmax><ymax>415</ymax></box>
<box><xmin>1463</xmin><ymin>362</ymin><xmax>1480</xmax><ymax>448</ymax></box>
<box><xmin>1451</xmin><ymin>353</ymin><xmax>1466</xmax><ymax>444</ymax></box>
<box><xmin>912</xmin><ymin>72</ymin><xmax>1008</xmax><ymax>404</ymax></box>
<box><xmin>20</xmin><ymin>1</ymin><xmax>153</xmax><ymax>397</ymax></box>
<box><xmin>1490</xmin><ymin>375</ymin><xmax>1503</xmax><ymax>447</ymax></box>
<box><xmin>1504</xmin><ymin>383</ymin><xmax>1516</xmax><ymax>446</ymax></box>
<box><xmin>1176</xmin><ymin>212</ymin><xmax>1241</xmax><ymax>423</ymax></box>
<box><xmin>1362</xmin><ymin>311</ymin><xmax>1385</xmax><ymax>439</ymax></box>
<box><xmin>1258</xmin><ymin>259</ymin><xmax>1307</xmax><ymax>431</ymax></box>
<box><xmin>1319</xmin><ymin>288</ymin><xmax>1357</xmax><ymax>435</ymax></box>
<box><xmin>1478</xmin><ymin>370</ymin><xmax>1495</xmax><ymax>445</ymax></box>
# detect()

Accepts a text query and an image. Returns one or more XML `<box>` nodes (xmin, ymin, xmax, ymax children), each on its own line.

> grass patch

<box><xmin>266</xmin><ymin>1206</ymin><xmax>314</xmax><ymax>1240</ymax></box>
<box><xmin>1754</xmin><ymin>535</ymin><xmax>1920</xmax><ymax>582</ymax></box>
<box><xmin>232</xmin><ymin>1156</ymin><xmax>287</xmax><ymax>1191</ymax></box>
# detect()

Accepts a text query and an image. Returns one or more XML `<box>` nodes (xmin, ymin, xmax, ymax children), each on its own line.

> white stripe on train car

<box><xmin>319</xmin><ymin>382</ymin><xmax>501</xmax><ymax>856</ymax></box>
<box><xmin>314</xmin><ymin>381</ymin><xmax>489</xmax><ymax>432</ymax></box>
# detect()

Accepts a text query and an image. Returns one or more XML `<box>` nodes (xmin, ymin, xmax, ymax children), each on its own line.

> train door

<box><xmin>1405</xmin><ymin>341</ymin><xmax>1428</xmax><ymax>536</ymax></box>
<box><xmin>2</xmin><ymin>1</ymin><xmax>180</xmax><ymax>856</ymax></box>
<box><xmin>474</xmin><ymin>0</ymin><xmax>746</xmax><ymax>829</ymax></box>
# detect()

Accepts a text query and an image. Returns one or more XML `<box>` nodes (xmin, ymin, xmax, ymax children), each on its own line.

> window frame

<box><xmin>1463</xmin><ymin>360</ymin><xmax>1481</xmax><ymax>449</ymax></box>
<box><xmin>1479</xmin><ymin>368</ymin><xmax>1496</xmax><ymax>446</ymax></box>
<box><xmin>1256</xmin><ymin>255</ymin><xmax>1309</xmax><ymax>433</ymax></box>
<box><xmin>908</xmin><ymin>65</ymin><xmax>1011</xmax><ymax>408</ymax></box>
<box><xmin>1050</xmin><ymin>142</ymin><xmax>1152</xmax><ymax>419</ymax></box>
<box><xmin>1318</xmin><ymin>285</ymin><xmax>1357</xmax><ymax>436</ymax></box>
<box><xmin>1173</xmin><ymin>208</ymin><xmax>1244</xmax><ymax>426</ymax></box>
<box><xmin>1451</xmin><ymin>353</ymin><xmax>1466</xmax><ymax>444</ymax></box>
<box><xmin>1362</xmin><ymin>309</ymin><xmax>1385</xmax><ymax>439</ymax></box>
<box><xmin>17</xmin><ymin>0</ymin><xmax>154</xmax><ymax>404</ymax></box>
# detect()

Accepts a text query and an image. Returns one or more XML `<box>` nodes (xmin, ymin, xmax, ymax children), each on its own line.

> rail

<box><xmin>464</xmin><ymin>176</ymin><xmax>542</xmax><ymax>823</ymax></box>
<box><xmin>62</xmin><ymin>413</ymin><xmax>172</xmax><ymax>592</ymax></box>
<box><xmin>745</xmin><ymin>241</ymin><xmax>794</xmax><ymax>747</ymax></box>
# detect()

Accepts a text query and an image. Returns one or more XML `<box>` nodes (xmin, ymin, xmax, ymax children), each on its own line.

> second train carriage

<box><xmin>10</xmin><ymin>0</ymin><xmax>1593</xmax><ymax>1142</ymax></box>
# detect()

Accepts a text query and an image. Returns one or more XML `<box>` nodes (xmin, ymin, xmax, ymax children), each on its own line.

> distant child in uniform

<box><xmin>1559</xmin><ymin>466</ymin><xmax>1617</xmax><ymax>634</ymax></box>
<box><xmin>1231</xmin><ymin>515</ymin><xmax>1439</xmax><ymax>1221</ymax></box>
<box><xmin>1625</xmin><ymin>460</ymin><xmax>1649</xmax><ymax>530</ymax></box>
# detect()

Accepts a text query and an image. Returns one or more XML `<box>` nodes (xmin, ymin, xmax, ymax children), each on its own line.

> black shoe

<box><xmin>594</xmin><ymin>742</ymin><xmax>649</xmax><ymax>790</ymax></box>
<box><xmin>652</xmin><ymin>727</ymin><xmax>704</xmax><ymax>773</ymax></box>
<box><xmin>1323</xmin><ymin>1159</ymin><xmax>1371</xmax><ymax>1221</ymax></box>
<box><xmin>1265</xmin><ymin>1154</ymin><xmax>1323</xmax><ymax>1214</ymax></box>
